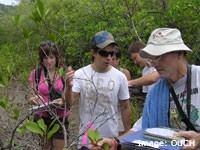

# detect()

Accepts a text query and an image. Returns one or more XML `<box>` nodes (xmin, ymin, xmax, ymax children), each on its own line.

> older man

<box><xmin>140</xmin><ymin>28</ymin><xmax>200</xmax><ymax>131</ymax></box>
<box><xmin>90</xmin><ymin>28</ymin><xmax>200</xmax><ymax>150</ymax></box>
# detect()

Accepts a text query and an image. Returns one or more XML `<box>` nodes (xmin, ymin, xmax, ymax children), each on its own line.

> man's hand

<box><xmin>174</xmin><ymin>131</ymin><xmax>200</xmax><ymax>150</ymax></box>
<box><xmin>91</xmin><ymin>138</ymin><xmax>115</xmax><ymax>150</ymax></box>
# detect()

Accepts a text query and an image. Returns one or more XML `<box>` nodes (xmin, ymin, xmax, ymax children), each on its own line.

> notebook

<box><xmin>29</xmin><ymin>101</ymin><xmax>57</xmax><ymax>112</ymax></box>
<box><xmin>121</xmin><ymin>128</ymin><xmax>184</xmax><ymax>150</ymax></box>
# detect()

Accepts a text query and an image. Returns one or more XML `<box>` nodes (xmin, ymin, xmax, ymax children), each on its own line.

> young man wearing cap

<box><xmin>127</xmin><ymin>41</ymin><xmax>160</xmax><ymax>133</ymax></box>
<box><xmin>90</xmin><ymin>28</ymin><xmax>200</xmax><ymax>150</ymax></box>
<box><xmin>128</xmin><ymin>41</ymin><xmax>160</xmax><ymax>94</ymax></box>
<box><xmin>66</xmin><ymin>31</ymin><xmax>131</xmax><ymax>149</ymax></box>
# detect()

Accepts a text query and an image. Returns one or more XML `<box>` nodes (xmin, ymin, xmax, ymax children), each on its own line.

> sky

<box><xmin>0</xmin><ymin>0</ymin><xmax>20</xmax><ymax>5</ymax></box>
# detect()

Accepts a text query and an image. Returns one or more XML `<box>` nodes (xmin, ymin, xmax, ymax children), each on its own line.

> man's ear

<box><xmin>91</xmin><ymin>49</ymin><xmax>97</xmax><ymax>56</ymax></box>
<box><xmin>177</xmin><ymin>51</ymin><xmax>185</xmax><ymax>58</ymax></box>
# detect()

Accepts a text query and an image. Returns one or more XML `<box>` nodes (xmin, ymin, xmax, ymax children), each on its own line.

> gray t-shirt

<box><xmin>169</xmin><ymin>65</ymin><xmax>200</xmax><ymax>131</ymax></box>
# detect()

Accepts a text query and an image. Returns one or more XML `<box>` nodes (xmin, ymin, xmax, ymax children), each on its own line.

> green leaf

<box><xmin>11</xmin><ymin>15</ymin><xmax>24</xmax><ymax>26</ymax></box>
<box><xmin>26</xmin><ymin>121</ymin><xmax>44</xmax><ymax>136</ymax></box>
<box><xmin>87</xmin><ymin>129</ymin><xmax>106</xmax><ymax>149</ymax></box>
<box><xmin>47</xmin><ymin>124</ymin><xmax>60</xmax><ymax>140</ymax></box>
<box><xmin>4</xmin><ymin>97</ymin><xmax>9</xmax><ymax>109</ymax></box>
<box><xmin>12</xmin><ymin>108</ymin><xmax>20</xmax><ymax>120</ymax></box>
<box><xmin>30</xmin><ymin>11</ymin><xmax>42</xmax><ymax>23</ymax></box>
<box><xmin>6</xmin><ymin>65</ymin><xmax>11</xmax><ymax>74</ymax></box>
<box><xmin>94</xmin><ymin>130</ymin><xmax>100</xmax><ymax>141</ymax></box>
<box><xmin>37</xmin><ymin>118</ymin><xmax>47</xmax><ymax>132</ymax></box>
<box><xmin>58</xmin><ymin>67</ymin><xmax>64</xmax><ymax>77</ymax></box>
<box><xmin>103</xmin><ymin>143</ymin><xmax>109</xmax><ymax>150</ymax></box>
<box><xmin>44</xmin><ymin>9</ymin><xmax>50</xmax><ymax>18</ymax></box>
<box><xmin>0</xmin><ymin>101</ymin><xmax>6</xmax><ymax>109</ymax></box>
<box><xmin>0</xmin><ymin>96</ymin><xmax>9</xmax><ymax>110</ymax></box>
<box><xmin>16</xmin><ymin>127</ymin><xmax>25</xmax><ymax>135</ymax></box>
<box><xmin>2</xmin><ymin>75</ymin><xmax>9</xmax><ymax>86</ymax></box>
<box><xmin>36</xmin><ymin>0</ymin><xmax>45</xmax><ymax>17</ymax></box>
<box><xmin>87</xmin><ymin>129</ymin><xmax>97</xmax><ymax>143</ymax></box>
<box><xmin>10</xmin><ymin>96</ymin><xmax>15</xmax><ymax>108</ymax></box>
<box><xmin>96</xmin><ymin>138</ymin><xmax>103</xmax><ymax>142</ymax></box>
<box><xmin>0</xmin><ymin>83</ymin><xmax>5</xmax><ymax>88</ymax></box>
<box><xmin>49</xmin><ymin>118</ymin><xmax>58</xmax><ymax>129</ymax></box>
<box><xmin>22</xmin><ymin>28</ymin><xmax>32</xmax><ymax>39</ymax></box>
<box><xmin>36</xmin><ymin>7</ymin><xmax>42</xmax><ymax>18</ymax></box>
<box><xmin>87</xmin><ymin>128</ymin><xmax>108</xmax><ymax>150</ymax></box>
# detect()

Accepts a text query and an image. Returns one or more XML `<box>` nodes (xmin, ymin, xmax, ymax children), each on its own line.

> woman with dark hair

<box><xmin>110</xmin><ymin>46</ymin><xmax>132</xmax><ymax>136</ymax></box>
<box><xmin>111</xmin><ymin>46</ymin><xmax>131</xmax><ymax>81</ymax></box>
<box><xmin>28</xmin><ymin>40</ymin><xmax>74</xmax><ymax>150</ymax></box>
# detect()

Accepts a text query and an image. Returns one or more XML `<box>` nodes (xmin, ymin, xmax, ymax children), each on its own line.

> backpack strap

<box><xmin>170</xmin><ymin>86</ymin><xmax>197</xmax><ymax>132</ymax></box>
<box><xmin>61</xmin><ymin>66</ymin><xmax>67</xmax><ymax>89</ymax></box>
<box><xmin>35</xmin><ymin>67</ymin><xmax>41</xmax><ymax>91</ymax></box>
<box><xmin>35</xmin><ymin>66</ymin><xmax>66</xmax><ymax>91</ymax></box>
<box><xmin>170</xmin><ymin>64</ymin><xmax>197</xmax><ymax>132</ymax></box>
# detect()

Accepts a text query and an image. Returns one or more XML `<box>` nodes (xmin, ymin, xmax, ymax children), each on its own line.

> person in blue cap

<box><xmin>65</xmin><ymin>31</ymin><xmax>131</xmax><ymax>149</ymax></box>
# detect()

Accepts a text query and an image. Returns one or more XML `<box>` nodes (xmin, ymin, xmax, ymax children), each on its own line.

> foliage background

<box><xmin>0</xmin><ymin>0</ymin><xmax>199</xmax><ymax>87</ymax></box>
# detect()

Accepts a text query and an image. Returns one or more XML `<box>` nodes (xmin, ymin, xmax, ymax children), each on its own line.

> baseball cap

<box><xmin>90</xmin><ymin>31</ymin><xmax>118</xmax><ymax>49</ymax></box>
<box><xmin>140</xmin><ymin>28</ymin><xmax>192</xmax><ymax>58</ymax></box>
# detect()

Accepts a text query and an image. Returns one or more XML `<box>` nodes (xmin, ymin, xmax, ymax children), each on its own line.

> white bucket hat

<box><xmin>140</xmin><ymin>28</ymin><xmax>192</xmax><ymax>58</ymax></box>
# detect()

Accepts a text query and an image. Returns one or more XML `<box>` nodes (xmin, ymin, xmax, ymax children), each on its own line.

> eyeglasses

<box><xmin>98</xmin><ymin>50</ymin><xmax>115</xmax><ymax>57</ymax></box>
<box><xmin>146</xmin><ymin>56</ymin><xmax>162</xmax><ymax>65</ymax></box>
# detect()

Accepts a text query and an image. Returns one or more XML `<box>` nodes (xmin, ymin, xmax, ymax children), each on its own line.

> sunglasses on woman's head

<box><xmin>98</xmin><ymin>50</ymin><xmax>115</xmax><ymax>57</ymax></box>
<box><xmin>39</xmin><ymin>41</ymin><xmax>60</xmax><ymax>57</ymax></box>
<box><xmin>40</xmin><ymin>41</ymin><xmax>55</xmax><ymax>47</ymax></box>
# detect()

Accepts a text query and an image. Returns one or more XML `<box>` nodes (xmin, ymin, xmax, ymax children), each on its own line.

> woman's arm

<box><xmin>29</xmin><ymin>81</ymin><xmax>43</xmax><ymax>105</ymax></box>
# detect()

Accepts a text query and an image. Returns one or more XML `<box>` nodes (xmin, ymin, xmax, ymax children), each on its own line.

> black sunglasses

<box><xmin>98</xmin><ymin>50</ymin><xmax>115</xmax><ymax>57</ymax></box>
